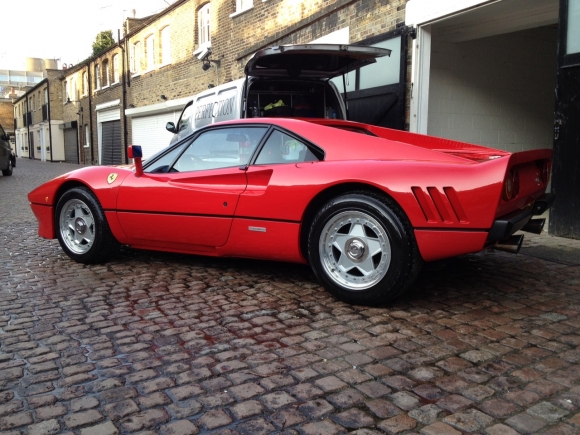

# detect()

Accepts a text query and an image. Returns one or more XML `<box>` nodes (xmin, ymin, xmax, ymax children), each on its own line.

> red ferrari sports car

<box><xmin>29</xmin><ymin>118</ymin><xmax>553</xmax><ymax>305</ymax></box>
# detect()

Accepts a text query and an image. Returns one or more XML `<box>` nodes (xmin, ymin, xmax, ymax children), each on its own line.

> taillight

<box><xmin>502</xmin><ymin>169</ymin><xmax>519</xmax><ymax>201</ymax></box>
<box><xmin>537</xmin><ymin>160</ymin><xmax>550</xmax><ymax>184</ymax></box>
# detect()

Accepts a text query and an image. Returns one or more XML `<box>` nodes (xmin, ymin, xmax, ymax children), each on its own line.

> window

<box><xmin>198</xmin><ymin>4</ymin><xmax>210</xmax><ymax>47</ymax></box>
<box><xmin>255</xmin><ymin>130</ymin><xmax>319</xmax><ymax>165</ymax></box>
<box><xmin>132</xmin><ymin>42</ymin><xmax>141</xmax><ymax>74</ymax></box>
<box><xmin>234</xmin><ymin>0</ymin><xmax>253</xmax><ymax>14</ymax></box>
<box><xmin>82</xmin><ymin>72</ymin><xmax>88</xmax><ymax>95</ymax></box>
<box><xmin>95</xmin><ymin>64</ymin><xmax>101</xmax><ymax>89</ymax></box>
<box><xmin>153</xmin><ymin>127</ymin><xmax>268</xmax><ymax>173</ymax></box>
<box><xmin>71</xmin><ymin>79</ymin><xmax>77</xmax><ymax>101</ymax></box>
<box><xmin>112</xmin><ymin>54</ymin><xmax>120</xmax><ymax>83</ymax></box>
<box><xmin>160</xmin><ymin>26</ymin><xmax>171</xmax><ymax>65</ymax></box>
<box><xmin>84</xmin><ymin>125</ymin><xmax>90</xmax><ymax>148</ymax></box>
<box><xmin>63</xmin><ymin>82</ymin><xmax>67</xmax><ymax>102</ymax></box>
<box><xmin>146</xmin><ymin>35</ymin><xmax>154</xmax><ymax>70</ymax></box>
<box><xmin>103</xmin><ymin>60</ymin><xmax>110</xmax><ymax>87</ymax></box>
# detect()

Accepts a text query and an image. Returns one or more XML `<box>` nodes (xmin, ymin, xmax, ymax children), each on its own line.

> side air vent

<box><xmin>411</xmin><ymin>186</ymin><xmax>468</xmax><ymax>224</ymax></box>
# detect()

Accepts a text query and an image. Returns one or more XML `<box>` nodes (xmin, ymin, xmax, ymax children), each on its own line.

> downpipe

<box><xmin>521</xmin><ymin>218</ymin><xmax>545</xmax><ymax>235</ymax></box>
<box><xmin>493</xmin><ymin>234</ymin><xmax>524</xmax><ymax>254</ymax></box>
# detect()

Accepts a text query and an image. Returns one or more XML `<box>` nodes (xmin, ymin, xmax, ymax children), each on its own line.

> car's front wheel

<box><xmin>55</xmin><ymin>187</ymin><xmax>119</xmax><ymax>264</ymax></box>
<box><xmin>2</xmin><ymin>159</ymin><xmax>12</xmax><ymax>176</ymax></box>
<box><xmin>308</xmin><ymin>192</ymin><xmax>421</xmax><ymax>305</ymax></box>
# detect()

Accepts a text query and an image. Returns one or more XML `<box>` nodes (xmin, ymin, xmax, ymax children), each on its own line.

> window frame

<box><xmin>231</xmin><ymin>0</ymin><xmax>253</xmax><ymax>16</ymax></box>
<box><xmin>132</xmin><ymin>41</ymin><xmax>142</xmax><ymax>75</ymax></box>
<box><xmin>198</xmin><ymin>4</ymin><xmax>211</xmax><ymax>48</ymax></box>
<box><xmin>95</xmin><ymin>64</ymin><xmax>101</xmax><ymax>90</ymax></box>
<box><xmin>160</xmin><ymin>26</ymin><xmax>171</xmax><ymax>66</ymax></box>
<box><xmin>112</xmin><ymin>54</ymin><xmax>120</xmax><ymax>84</ymax></box>
<box><xmin>145</xmin><ymin>34</ymin><xmax>155</xmax><ymax>72</ymax></box>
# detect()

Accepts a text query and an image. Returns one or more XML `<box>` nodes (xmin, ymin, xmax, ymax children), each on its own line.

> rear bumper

<box><xmin>487</xmin><ymin>193</ymin><xmax>555</xmax><ymax>242</ymax></box>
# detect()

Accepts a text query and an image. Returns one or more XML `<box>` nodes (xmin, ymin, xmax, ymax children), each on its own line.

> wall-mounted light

<box><xmin>208</xmin><ymin>84</ymin><xmax>215</xmax><ymax>89</ymax></box>
<box><xmin>129</xmin><ymin>104</ymin><xmax>135</xmax><ymax>108</ymax></box>
<box><xmin>160</xmin><ymin>94</ymin><xmax>167</xmax><ymax>100</ymax></box>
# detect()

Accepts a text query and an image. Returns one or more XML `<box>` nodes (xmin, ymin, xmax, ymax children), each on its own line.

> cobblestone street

<box><xmin>1</xmin><ymin>158</ymin><xmax>579</xmax><ymax>435</ymax></box>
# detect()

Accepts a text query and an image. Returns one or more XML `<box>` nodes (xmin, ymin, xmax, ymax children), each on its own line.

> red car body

<box><xmin>29</xmin><ymin>118</ymin><xmax>553</xmax><ymax>304</ymax></box>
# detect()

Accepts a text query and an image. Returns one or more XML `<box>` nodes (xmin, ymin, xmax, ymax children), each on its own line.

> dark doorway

<box><xmin>550</xmin><ymin>0</ymin><xmax>580</xmax><ymax>238</ymax></box>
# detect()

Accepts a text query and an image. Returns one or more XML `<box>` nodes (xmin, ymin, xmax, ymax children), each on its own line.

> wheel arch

<box><xmin>299</xmin><ymin>182</ymin><xmax>407</xmax><ymax>261</ymax></box>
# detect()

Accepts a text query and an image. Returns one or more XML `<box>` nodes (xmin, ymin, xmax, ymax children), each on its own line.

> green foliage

<box><xmin>92</xmin><ymin>30</ymin><xmax>115</xmax><ymax>56</ymax></box>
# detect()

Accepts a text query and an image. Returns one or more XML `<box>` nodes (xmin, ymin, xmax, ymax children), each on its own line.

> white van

<box><xmin>166</xmin><ymin>44</ymin><xmax>390</xmax><ymax>144</ymax></box>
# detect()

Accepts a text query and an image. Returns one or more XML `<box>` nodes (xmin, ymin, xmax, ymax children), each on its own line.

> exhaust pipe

<box><xmin>521</xmin><ymin>218</ymin><xmax>545</xmax><ymax>235</ymax></box>
<box><xmin>493</xmin><ymin>234</ymin><xmax>524</xmax><ymax>254</ymax></box>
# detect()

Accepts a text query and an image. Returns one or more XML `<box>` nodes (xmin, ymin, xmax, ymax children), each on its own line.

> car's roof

<box><xmin>209</xmin><ymin>118</ymin><xmax>484</xmax><ymax>164</ymax></box>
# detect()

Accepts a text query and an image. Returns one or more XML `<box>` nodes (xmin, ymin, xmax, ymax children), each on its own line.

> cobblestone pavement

<box><xmin>1</xmin><ymin>157</ymin><xmax>579</xmax><ymax>435</ymax></box>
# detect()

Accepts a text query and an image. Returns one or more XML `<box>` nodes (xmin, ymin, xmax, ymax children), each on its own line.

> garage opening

<box><xmin>427</xmin><ymin>24</ymin><xmax>557</xmax><ymax>155</ymax></box>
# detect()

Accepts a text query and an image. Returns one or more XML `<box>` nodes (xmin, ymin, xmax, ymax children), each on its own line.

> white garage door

<box><xmin>131</xmin><ymin>112</ymin><xmax>179</xmax><ymax>159</ymax></box>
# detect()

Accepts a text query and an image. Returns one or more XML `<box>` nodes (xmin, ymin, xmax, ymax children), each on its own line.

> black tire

<box><xmin>2</xmin><ymin>159</ymin><xmax>12</xmax><ymax>176</ymax></box>
<box><xmin>55</xmin><ymin>186</ymin><xmax>120</xmax><ymax>264</ymax></box>
<box><xmin>308</xmin><ymin>192</ymin><xmax>421</xmax><ymax>305</ymax></box>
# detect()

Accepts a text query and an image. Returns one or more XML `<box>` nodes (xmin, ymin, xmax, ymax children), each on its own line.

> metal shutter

<box><xmin>132</xmin><ymin>113</ymin><xmax>178</xmax><ymax>159</ymax></box>
<box><xmin>101</xmin><ymin>120</ymin><xmax>122</xmax><ymax>165</ymax></box>
<box><xmin>63</xmin><ymin>128</ymin><xmax>78</xmax><ymax>163</ymax></box>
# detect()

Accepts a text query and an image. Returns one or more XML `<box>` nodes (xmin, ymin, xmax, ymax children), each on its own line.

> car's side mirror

<box><xmin>128</xmin><ymin>145</ymin><xmax>143</xmax><ymax>177</ymax></box>
<box><xmin>166</xmin><ymin>122</ymin><xmax>176</xmax><ymax>133</ymax></box>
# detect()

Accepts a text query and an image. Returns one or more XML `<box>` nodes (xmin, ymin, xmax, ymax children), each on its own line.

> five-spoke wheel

<box><xmin>309</xmin><ymin>192</ymin><xmax>420</xmax><ymax>305</ymax></box>
<box><xmin>59</xmin><ymin>198</ymin><xmax>96</xmax><ymax>255</ymax></box>
<box><xmin>55</xmin><ymin>187</ymin><xmax>119</xmax><ymax>264</ymax></box>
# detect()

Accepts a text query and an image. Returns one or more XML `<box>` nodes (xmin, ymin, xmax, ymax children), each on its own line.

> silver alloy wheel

<box><xmin>59</xmin><ymin>198</ymin><xmax>96</xmax><ymax>255</ymax></box>
<box><xmin>319</xmin><ymin>211</ymin><xmax>391</xmax><ymax>291</ymax></box>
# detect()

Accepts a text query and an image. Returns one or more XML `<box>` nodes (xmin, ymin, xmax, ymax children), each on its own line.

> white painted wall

<box><xmin>427</xmin><ymin>26</ymin><xmax>557</xmax><ymax>152</ymax></box>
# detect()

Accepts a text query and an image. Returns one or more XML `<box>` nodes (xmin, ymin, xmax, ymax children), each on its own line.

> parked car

<box><xmin>0</xmin><ymin>124</ymin><xmax>14</xmax><ymax>176</ymax></box>
<box><xmin>28</xmin><ymin>118</ymin><xmax>553</xmax><ymax>305</ymax></box>
<box><xmin>165</xmin><ymin>44</ymin><xmax>391</xmax><ymax>145</ymax></box>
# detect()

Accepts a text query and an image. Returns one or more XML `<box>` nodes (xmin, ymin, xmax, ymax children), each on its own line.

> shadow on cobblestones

<box><xmin>1</xmin><ymin>159</ymin><xmax>579</xmax><ymax>434</ymax></box>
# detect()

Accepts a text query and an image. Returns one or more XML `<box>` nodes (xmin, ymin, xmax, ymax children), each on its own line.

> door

<box><xmin>132</xmin><ymin>113</ymin><xmax>178</xmax><ymax>159</ymax></box>
<box><xmin>550</xmin><ymin>0</ymin><xmax>580</xmax><ymax>238</ymax></box>
<box><xmin>333</xmin><ymin>28</ymin><xmax>409</xmax><ymax>130</ymax></box>
<box><xmin>116</xmin><ymin>125</ymin><xmax>268</xmax><ymax>248</ymax></box>
<box><xmin>64</xmin><ymin>127</ymin><xmax>79</xmax><ymax>164</ymax></box>
<box><xmin>101</xmin><ymin>120</ymin><xmax>122</xmax><ymax>165</ymax></box>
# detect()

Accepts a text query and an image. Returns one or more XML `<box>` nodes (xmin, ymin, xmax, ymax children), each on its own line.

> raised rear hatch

<box><xmin>245</xmin><ymin>44</ymin><xmax>391</xmax><ymax>78</ymax></box>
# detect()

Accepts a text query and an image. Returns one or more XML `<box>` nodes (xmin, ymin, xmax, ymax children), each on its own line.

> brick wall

<box><xmin>0</xmin><ymin>101</ymin><xmax>13</xmax><ymax>132</ymax></box>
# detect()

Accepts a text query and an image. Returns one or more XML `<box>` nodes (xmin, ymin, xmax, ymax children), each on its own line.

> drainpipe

<box><xmin>25</xmin><ymin>96</ymin><xmax>32</xmax><ymax>159</ymax></box>
<box><xmin>46</xmin><ymin>80</ymin><xmax>54</xmax><ymax>162</ymax></box>
<box><xmin>119</xmin><ymin>30</ymin><xmax>129</xmax><ymax>163</ymax></box>
<box><xmin>88</xmin><ymin>64</ymin><xmax>95</xmax><ymax>165</ymax></box>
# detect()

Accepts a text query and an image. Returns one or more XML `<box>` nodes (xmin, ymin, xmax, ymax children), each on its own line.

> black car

<box><xmin>0</xmin><ymin>124</ymin><xmax>14</xmax><ymax>176</ymax></box>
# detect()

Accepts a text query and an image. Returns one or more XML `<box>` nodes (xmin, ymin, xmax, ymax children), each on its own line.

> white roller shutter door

<box><xmin>132</xmin><ymin>112</ymin><xmax>179</xmax><ymax>159</ymax></box>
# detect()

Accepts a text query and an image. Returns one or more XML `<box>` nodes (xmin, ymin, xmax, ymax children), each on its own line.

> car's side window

<box><xmin>172</xmin><ymin>126</ymin><xmax>267</xmax><ymax>172</ymax></box>
<box><xmin>255</xmin><ymin>130</ymin><xmax>319</xmax><ymax>165</ymax></box>
<box><xmin>144</xmin><ymin>142</ymin><xmax>189</xmax><ymax>173</ymax></box>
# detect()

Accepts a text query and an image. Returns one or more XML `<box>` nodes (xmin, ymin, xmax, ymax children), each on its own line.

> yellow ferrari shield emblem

<box><xmin>107</xmin><ymin>173</ymin><xmax>118</xmax><ymax>184</ymax></box>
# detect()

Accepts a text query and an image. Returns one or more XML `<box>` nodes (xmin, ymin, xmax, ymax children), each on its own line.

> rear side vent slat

<box><xmin>411</xmin><ymin>186</ymin><xmax>439</xmax><ymax>222</ymax></box>
<box><xmin>412</xmin><ymin>186</ymin><xmax>469</xmax><ymax>224</ymax></box>
<box><xmin>427</xmin><ymin>187</ymin><xmax>453</xmax><ymax>222</ymax></box>
<box><xmin>444</xmin><ymin>187</ymin><xmax>469</xmax><ymax>223</ymax></box>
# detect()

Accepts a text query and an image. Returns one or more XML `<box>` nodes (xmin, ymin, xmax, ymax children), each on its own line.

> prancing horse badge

<box><xmin>107</xmin><ymin>173</ymin><xmax>118</xmax><ymax>184</ymax></box>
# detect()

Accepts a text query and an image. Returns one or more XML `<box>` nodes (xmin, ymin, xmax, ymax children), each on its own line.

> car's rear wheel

<box><xmin>2</xmin><ymin>159</ymin><xmax>12</xmax><ymax>176</ymax></box>
<box><xmin>308</xmin><ymin>192</ymin><xmax>421</xmax><ymax>305</ymax></box>
<box><xmin>55</xmin><ymin>187</ymin><xmax>119</xmax><ymax>264</ymax></box>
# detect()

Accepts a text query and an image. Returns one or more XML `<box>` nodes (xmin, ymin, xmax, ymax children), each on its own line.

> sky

<box><xmin>1</xmin><ymin>0</ymin><xmax>175</xmax><ymax>71</ymax></box>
